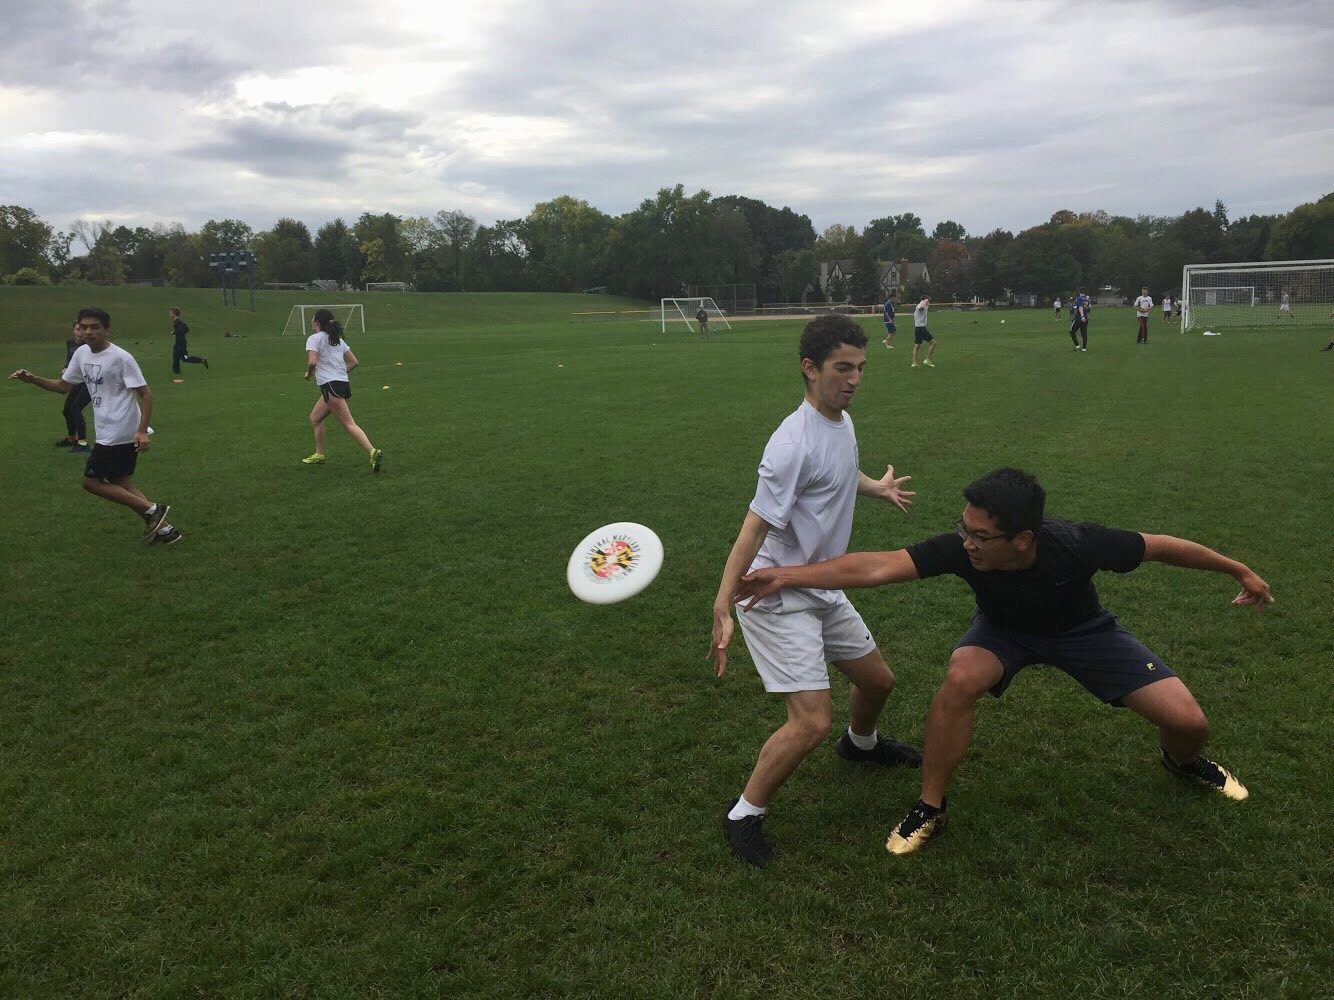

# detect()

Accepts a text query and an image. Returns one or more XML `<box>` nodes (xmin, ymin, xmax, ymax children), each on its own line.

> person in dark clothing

<box><xmin>57</xmin><ymin>320</ymin><xmax>92</xmax><ymax>452</ymax></box>
<box><xmin>735</xmin><ymin>467</ymin><xmax>1272</xmax><ymax>856</ymax></box>
<box><xmin>170</xmin><ymin>307</ymin><xmax>209</xmax><ymax>375</ymax></box>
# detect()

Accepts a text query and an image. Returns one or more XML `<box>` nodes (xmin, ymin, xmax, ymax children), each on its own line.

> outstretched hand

<box><xmin>733</xmin><ymin>568</ymin><xmax>785</xmax><ymax>612</ymax></box>
<box><xmin>877</xmin><ymin>464</ymin><xmax>915</xmax><ymax>514</ymax></box>
<box><xmin>9</xmin><ymin>369</ymin><xmax>32</xmax><ymax>381</ymax></box>
<box><xmin>1231</xmin><ymin>569</ymin><xmax>1274</xmax><ymax>613</ymax></box>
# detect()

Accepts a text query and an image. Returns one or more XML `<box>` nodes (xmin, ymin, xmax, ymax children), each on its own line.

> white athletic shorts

<box><xmin>736</xmin><ymin>597</ymin><xmax>877</xmax><ymax>693</ymax></box>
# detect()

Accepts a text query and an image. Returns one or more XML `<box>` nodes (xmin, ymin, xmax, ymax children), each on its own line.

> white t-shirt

<box><xmin>1053</xmin><ymin>299</ymin><xmax>1062</xmax><ymax>309</ymax></box>
<box><xmin>1162</xmin><ymin>297</ymin><xmax>1172</xmax><ymax>311</ymax></box>
<box><xmin>62</xmin><ymin>343</ymin><xmax>146</xmax><ymax>446</ymax></box>
<box><xmin>747</xmin><ymin>400</ymin><xmax>860</xmax><ymax>612</ymax></box>
<box><xmin>306</xmin><ymin>332</ymin><xmax>351</xmax><ymax>385</ymax></box>
<box><xmin>1280</xmin><ymin>293</ymin><xmax>1290</xmax><ymax>308</ymax></box>
<box><xmin>1135</xmin><ymin>295</ymin><xmax>1154</xmax><ymax>317</ymax></box>
<box><xmin>913</xmin><ymin>301</ymin><xmax>929</xmax><ymax>327</ymax></box>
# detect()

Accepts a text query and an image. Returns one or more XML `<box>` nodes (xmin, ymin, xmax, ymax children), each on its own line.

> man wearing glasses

<box><xmin>733</xmin><ymin>467</ymin><xmax>1272</xmax><ymax>856</ymax></box>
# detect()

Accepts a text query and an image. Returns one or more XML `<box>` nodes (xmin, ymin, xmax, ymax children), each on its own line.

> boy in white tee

<box><xmin>9</xmin><ymin>307</ymin><xmax>179</xmax><ymax>543</ymax></box>
<box><xmin>710</xmin><ymin>314</ymin><xmax>920</xmax><ymax>867</ymax></box>
<box><xmin>1134</xmin><ymin>288</ymin><xmax>1154</xmax><ymax>344</ymax></box>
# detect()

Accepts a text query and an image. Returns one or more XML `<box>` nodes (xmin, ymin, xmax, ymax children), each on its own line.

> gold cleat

<box><xmin>886</xmin><ymin>801</ymin><xmax>946</xmax><ymax>855</ymax></box>
<box><xmin>1160</xmin><ymin>749</ymin><xmax>1249</xmax><ymax>801</ymax></box>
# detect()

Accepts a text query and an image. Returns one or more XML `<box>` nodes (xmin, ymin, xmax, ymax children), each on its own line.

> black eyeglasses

<box><xmin>955</xmin><ymin>518</ymin><xmax>1008</xmax><ymax>545</ymax></box>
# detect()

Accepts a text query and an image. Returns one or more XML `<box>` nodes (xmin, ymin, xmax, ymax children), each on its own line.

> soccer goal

<box><xmin>1181</xmin><ymin>260</ymin><xmax>1334</xmax><ymax>331</ymax></box>
<box><xmin>282</xmin><ymin>304</ymin><xmax>366</xmax><ymax>337</ymax></box>
<box><xmin>366</xmin><ymin>281</ymin><xmax>409</xmax><ymax>292</ymax></box>
<box><xmin>660</xmin><ymin>297</ymin><xmax>733</xmax><ymax>334</ymax></box>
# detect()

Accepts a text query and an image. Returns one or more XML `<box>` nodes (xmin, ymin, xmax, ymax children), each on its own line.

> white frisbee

<box><xmin>567</xmin><ymin>522</ymin><xmax>664</xmax><ymax>605</ymax></box>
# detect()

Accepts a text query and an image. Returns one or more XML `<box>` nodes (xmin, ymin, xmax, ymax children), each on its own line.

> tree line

<box><xmin>2</xmin><ymin>187</ymin><xmax>1330</xmax><ymax>303</ymax></box>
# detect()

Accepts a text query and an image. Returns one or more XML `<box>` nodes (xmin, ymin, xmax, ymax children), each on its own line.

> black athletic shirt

<box><xmin>906</xmin><ymin>518</ymin><xmax>1145</xmax><ymax>634</ymax></box>
<box><xmin>65</xmin><ymin>338</ymin><xmax>78</xmax><ymax>366</ymax></box>
<box><xmin>172</xmin><ymin>318</ymin><xmax>189</xmax><ymax>343</ymax></box>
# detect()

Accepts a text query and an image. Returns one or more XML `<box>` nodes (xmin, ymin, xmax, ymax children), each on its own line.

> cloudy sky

<box><xmin>3</xmin><ymin>0</ymin><xmax>1331</xmax><ymax>238</ymax></box>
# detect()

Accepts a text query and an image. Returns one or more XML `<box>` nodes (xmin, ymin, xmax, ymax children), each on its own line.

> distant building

<box><xmin>815</xmin><ymin>257</ymin><xmax>930</xmax><ymax>301</ymax></box>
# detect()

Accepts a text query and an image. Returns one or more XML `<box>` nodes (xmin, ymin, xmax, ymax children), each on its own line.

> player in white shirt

<box><xmin>302</xmin><ymin>308</ymin><xmax>383</xmax><ymax>471</ymax></box>
<box><xmin>1279</xmin><ymin>291</ymin><xmax>1292</xmax><ymax>319</ymax></box>
<box><xmin>911</xmin><ymin>296</ymin><xmax>937</xmax><ymax>368</ymax></box>
<box><xmin>1134</xmin><ymin>288</ymin><xmax>1155</xmax><ymax>344</ymax></box>
<box><xmin>710</xmin><ymin>314</ymin><xmax>920</xmax><ymax>866</ymax></box>
<box><xmin>1162</xmin><ymin>295</ymin><xmax>1172</xmax><ymax>323</ymax></box>
<box><xmin>1053</xmin><ymin>297</ymin><xmax>1062</xmax><ymax>321</ymax></box>
<box><xmin>9</xmin><ymin>307</ymin><xmax>180</xmax><ymax>544</ymax></box>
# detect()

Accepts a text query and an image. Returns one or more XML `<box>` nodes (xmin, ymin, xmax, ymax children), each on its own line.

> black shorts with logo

<box><xmin>85</xmin><ymin>442</ymin><xmax>138</xmax><ymax>482</ymax></box>
<box><xmin>914</xmin><ymin>325</ymin><xmax>933</xmax><ymax>344</ymax></box>
<box><xmin>956</xmin><ymin>610</ymin><xmax>1175</xmax><ymax>706</ymax></box>
<box><xmin>319</xmin><ymin>381</ymin><xmax>352</xmax><ymax>403</ymax></box>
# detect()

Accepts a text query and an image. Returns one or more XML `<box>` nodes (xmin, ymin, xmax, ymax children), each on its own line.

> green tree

<box><xmin>1228</xmin><ymin>214</ymin><xmax>1280</xmax><ymax>262</ymax></box>
<box><xmin>314</xmin><ymin>220</ymin><xmax>361</xmax><ymax>287</ymax></box>
<box><xmin>605</xmin><ymin>185</ymin><xmax>716</xmax><ymax>299</ymax></box>
<box><xmin>0</xmin><ymin>205</ymin><xmax>55</xmax><ymax>277</ymax></box>
<box><xmin>1266</xmin><ymin>192</ymin><xmax>1334</xmax><ymax>259</ymax></box>
<box><xmin>252</xmin><ymin>218</ymin><xmax>315</xmax><ymax>283</ymax></box>
<box><xmin>352</xmin><ymin>213</ymin><xmax>406</xmax><ymax>281</ymax></box>
<box><xmin>929</xmin><ymin>240</ymin><xmax>973</xmax><ymax>300</ymax></box>
<box><xmin>932</xmin><ymin>219</ymin><xmax>967</xmax><ymax>242</ymax></box>
<box><xmin>432</xmin><ymin>210</ymin><xmax>478</xmax><ymax>291</ymax></box>
<box><xmin>359</xmin><ymin>238</ymin><xmax>387</xmax><ymax>284</ymax></box>
<box><xmin>769</xmin><ymin>248</ymin><xmax>819</xmax><ymax>304</ymax></box>
<box><xmin>846</xmin><ymin>237</ymin><xmax>883</xmax><ymax>304</ymax></box>
<box><xmin>524</xmin><ymin>196</ymin><xmax>611</xmax><ymax>291</ymax></box>
<box><xmin>971</xmin><ymin>229</ymin><xmax>1013</xmax><ymax>299</ymax></box>
<box><xmin>196</xmin><ymin>219</ymin><xmax>255</xmax><ymax>258</ymax></box>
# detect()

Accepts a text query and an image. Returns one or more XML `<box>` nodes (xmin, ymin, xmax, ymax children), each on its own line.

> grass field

<box><xmin>1</xmin><ymin>286</ymin><xmax>1331</xmax><ymax>998</ymax></box>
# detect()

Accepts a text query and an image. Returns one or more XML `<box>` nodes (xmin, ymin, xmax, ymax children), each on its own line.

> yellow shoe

<box><xmin>302</xmin><ymin>453</ymin><xmax>326</xmax><ymax>465</ymax></box>
<box><xmin>1160</xmin><ymin>749</ymin><xmax>1248</xmax><ymax>801</ymax></box>
<box><xmin>886</xmin><ymin>800</ymin><xmax>946</xmax><ymax>855</ymax></box>
<box><xmin>911</xmin><ymin>363</ymin><xmax>920</xmax><ymax>368</ymax></box>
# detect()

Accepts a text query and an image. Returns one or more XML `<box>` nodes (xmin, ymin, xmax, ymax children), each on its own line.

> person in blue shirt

<box><xmin>1069</xmin><ymin>289</ymin><xmax>1090</xmax><ymax>352</ymax></box>
<box><xmin>881</xmin><ymin>295</ymin><xmax>897</xmax><ymax>349</ymax></box>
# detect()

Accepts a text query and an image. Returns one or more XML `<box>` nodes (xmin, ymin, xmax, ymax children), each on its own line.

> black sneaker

<box><xmin>835</xmin><ymin>732</ymin><xmax>923</xmax><ymax>768</ymax></box>
<box><xmin>141</xmin><ymin>503</ymin><xmax>170</xmax><ymax>542</ymax></box>
<box><xmin>886</xmin><ymin>799</ymin><xmax>946</xmax><ymax>855</ymax></box>
<box><xmin>203</xmin><ymin>358</ymin><xmax>209</xmax><ymax>369</ymax></box>
<box><xmin>152</xmin><ymin>526</ymin><xmax>183</xmax><ymax>546</ymax></box>
<box><xmin>1160</xmin><ymin>748</ymin><xmax>1248</xmax><ymax>801</ymax></box>
<box><xmin>54</xmin><ymin>438</ymin><xmax>74</xmax><ymax>447</ymax></box>
<box><xmin>724</xmin><ymin>802</ymin><xmax>773</xmax><ymax>868</ymax></box>
<box><xmin>68</xmin><ymin>444</ymin><xmax>90</xmax><ymax>453</ymax></box>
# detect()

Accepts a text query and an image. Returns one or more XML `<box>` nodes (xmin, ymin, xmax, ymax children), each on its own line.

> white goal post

<box><xmin>282</xmin><ymin>304</ymin><xmax>366</xmax><ymax>336</ymax></box>
<box><xmin>1181</xmin><ymin>259</ymin><xmax>1334</xmax><ymax>331</ymax></box>
<box><xmin>660</xmin><ymin>297</ymin><xmax>733</xmax><ymax>334</ymax></box>
<box><xmin>366</xmin><ymin>281</ymin><xmax>409</xmax><ymax>292</ymax></box>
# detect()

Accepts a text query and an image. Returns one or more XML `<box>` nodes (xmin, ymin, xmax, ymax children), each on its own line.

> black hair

<box><xmin>312</xmin><ymin>308</ymin><xmax>343</xmax><ymax>347</ymax></box>
<box><xmin>798</xmin><ymin>314</ymin><xmax>867</xmax><ymax>382</ymax></box>
<box><xmin>962</xmin><ymin>467</ymin><xmax>1045</xmax><ymax>536</ymax></box>
<box><xmin>170</xmin><ymin>307</ymin><xmax>181</xmax><ymax>317</ymax></box>
<box><xmin>76</xmin><ymin>307</ymin><xmax>111</xmax><ymax>329</ymax></box>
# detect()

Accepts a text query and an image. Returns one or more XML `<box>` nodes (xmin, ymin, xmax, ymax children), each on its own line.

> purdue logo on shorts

<box><xmin>583</xmin><ymin>532</ymin><xmax>642</xmax><ymax>583</ymax></box>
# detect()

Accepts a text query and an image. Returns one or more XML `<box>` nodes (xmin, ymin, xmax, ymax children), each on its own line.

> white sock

<box><xmin>145</xmin><ymin>503</ymin><xmax>158</xmax><ymax>517</ymax></box>
<box><xmin>156</xmin><ymin>522</ymin><xmax>174</xmax><ymax>535</ymax></box>
<box><xmin>847</xmin><ymin>727</ymin><xmax>879</xmax><ymax>751</ymax></box>
<box><xmin>728</xmin><ymin>795</ymin><xmax>766</xmax><ymax>821</ymax></box>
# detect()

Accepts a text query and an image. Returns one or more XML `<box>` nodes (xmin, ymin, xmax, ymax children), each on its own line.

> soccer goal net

<box><xmin>1181</xmin><ymin>260</ymin><xmax>1334</xmax><ymax>331</ymax></box>
<box><xmin>282</xmin><ymin>304</ymin><xmax>366</xmax><ymax>336</ymax></box>
<box><xmin>660</xmin><ymin>297</ymin><xmax>733</xmax><ymax>334</ymax></box>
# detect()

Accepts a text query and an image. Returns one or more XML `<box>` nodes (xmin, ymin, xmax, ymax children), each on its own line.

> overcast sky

<box><xmin>3</xmin><ymin>0</ymin><xmax>1331</xmax><ymax>239</ymax></box>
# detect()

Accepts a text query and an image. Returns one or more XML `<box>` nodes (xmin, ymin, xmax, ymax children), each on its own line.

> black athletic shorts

<box><xmin>319</xmin><ymin>381</ymin><xmax>352</xmax><ymax>402</ymax></box>
<box><xmin>956</xmin><ymin>610</ymin><xmax>1175</xmax><ymax>706</ymax></box>
<box><xmin>85</xmin><ymin>442</ymin><xmax>138</xmax><ymax>482</ymax></box>
<box><xmin>914</xmin><ymin>325</ymin><xmax>933</xmax><ymax>344</ymax></box>
<box><xmin>1070</xmin><ymin>318</ymin><xmax>1089</xmax><ymax>335</ymax></box>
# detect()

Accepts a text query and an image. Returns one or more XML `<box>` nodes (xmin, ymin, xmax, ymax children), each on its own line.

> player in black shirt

<box><xmin>734</xmin><ymin>467</ymin><xmax>1272</xmax><ymax>856</ymax></box>
<box><xmin>169</xmin><ymin>307</ymin><xmax>209</xmax><ymax>375</ymax></box>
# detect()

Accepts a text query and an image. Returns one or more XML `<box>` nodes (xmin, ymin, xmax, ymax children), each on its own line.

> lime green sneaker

<box><xmin>301</xmin><ymin>453</ymin><xmax>326</xmax><ymax>465</ymax></box>
<box><xmin>370</xmin><ymin>448</ymin><xmax>383</xmax><ymax>472</ymax></box>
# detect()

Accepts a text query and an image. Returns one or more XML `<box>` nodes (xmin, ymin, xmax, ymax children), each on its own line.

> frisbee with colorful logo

<box><xmin>567</xmin><ymin>522</ymin><xmax>664</xmax><ymax>605</ymax></box>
